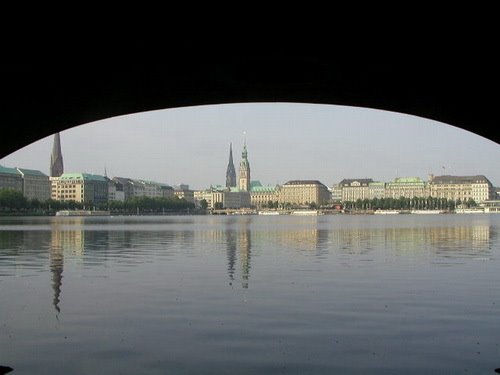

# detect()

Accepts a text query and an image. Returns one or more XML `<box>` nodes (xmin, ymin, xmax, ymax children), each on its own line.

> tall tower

<box><xmin>239</xmin><ymin>135</ymin><xmax>250</xmax><ymax>191</ymax></box>
<box><xmin>226</xmin><ymin>142</ymin><xmax>236</xmax><ymax>188</ymax></box>
<box><xmin>50</xmin><ymin>132</ymin><xmax>64</xmax><ymax>177</ymax></box>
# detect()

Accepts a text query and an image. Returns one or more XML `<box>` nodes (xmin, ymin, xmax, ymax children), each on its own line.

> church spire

<box><xmin>50</xmin><ymin>132</ymin><xmax>64</xmax><ymax>177</ymax></box>
<box><xmin>239</xmin><ymin>133</ymin><xmax>250</xmax><ymax>192</ymax></box>
<box><xmin>226</xmin><ymin>142</ymin><xmax>236</xmax><ymax>188</ymax></box>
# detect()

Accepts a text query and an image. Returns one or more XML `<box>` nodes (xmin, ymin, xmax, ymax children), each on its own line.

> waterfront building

<box><xmin>224</xmin><ymin>187</ymin><xmax>251</xmax><ymax>209</ymax></box>
<box><xmin>0</xmin><ymin>165</ymin><xmax>23</xmax><ymax>193</ymax></box>
<box><xmin>226</xmin><ymin>143</ymin><xmax>237</xmax><ymax>188</ymax></box>
<box><xmin>107</xmin><ymin>178</ymin><xmax>125</xmax><ymax>202</ymax></box>
<box><xmin>174</xmin><ymin>185</ymin><xmax>194</xmax><ymax>203</ymax></box>
<box><xmin>194</xmin><ymin>186</ymin><xmax>224</xmax><ymax>209</ymax></box>
<box><xmin>194</xmin><ymin>184</ymin><xmax>251</xmax><ymax>209</ymax></box>
<box><xmin>368</xmin><ymin>182</ymin><xmax>386</xmax><ymax>200</ymax></box>
<box><xmin>278</xmin><ymin>180</ymin><xmax>331</xmax><ymax>207</ymax></box>
<box><xmin>111</xmin><ymin>177</ymin><xmax>174</xmax><ymax>200</ymax></box>
<box><xmin>51</xmin><ymin>173</ymin><xmax>108</xmax><ymax>205</ymax></box>
<box><xmin>385</xmin><ymin>177</ymin><xmax>428</xmax><ymax>199</ymax></box>
<box><xmin>50</xmin><ymin>133</ymin><xmax>64</xmax><ymax>177</ymax></box>
<box><xmin>250</xmin><ymin>181</ymin><xmax>279</xmax><ymax>208</ymax></box>
<box><xmin>481</xmin><ymin>200</ymin><xmax>500</xmax><ymax>213</ymax></box>
<box><xmin>330</xmin><ymin>184</ymin><xmax>342</xmax><ymax>203</ymax></box>
<box><xmin>16</xmin><ymin>168</ymin><xmax>50</xmax><ymax>201</ymax></box>
<box><xmin>136</xmin><ymin>179</ymin><xmax>174</xmax><ymax>199</ymax></box>
<box><xmin>112</xmin><ymin>177</ymin><xmax>135</xmax><ymax>200</ymax></box>
<box><xmin>239</xmin><ymin>140</ymin><xmax>251</xmax><ymax>192</ymax></box>
<box><xmin>428</xmin><ymin>175</ymin><xmax>493</xmax><ymax>203</ymax></box>
<box><xmin>339</xmin><ymin>179</ymin><xmax>373</xmax><ymax>202</ymax></box>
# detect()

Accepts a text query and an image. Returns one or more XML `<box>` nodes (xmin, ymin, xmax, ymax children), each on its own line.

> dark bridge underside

<box><xmin>1</xmin><ymin>55</ymin><xmax>498</xmax><ymax>158</ymax></box>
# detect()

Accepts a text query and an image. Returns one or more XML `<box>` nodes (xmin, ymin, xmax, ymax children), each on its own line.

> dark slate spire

<box><xmin>50</xmin><ymin>132</ymin><xmax>64</xmax><ymax>177</ymax></box>
<box><xmin>226</xmin><ymin>142</ymin><xmax>236</xmax><ymax>188</ymax></box>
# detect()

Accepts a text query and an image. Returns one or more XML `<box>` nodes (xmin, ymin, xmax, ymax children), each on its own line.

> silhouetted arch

<box><xmin>1</xmin><ymin>55</ymin><xmax>498</xmax><ymax>158</ymax></box>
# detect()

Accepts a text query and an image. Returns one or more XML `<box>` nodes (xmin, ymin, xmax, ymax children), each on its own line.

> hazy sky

<box><xmin>1</xmin><ymin>102</ymin><xmax>499</xmax><ymax>190</ymax></box>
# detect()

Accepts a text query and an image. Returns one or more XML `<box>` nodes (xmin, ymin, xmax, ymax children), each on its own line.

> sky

<box><xmin>1</xmin><ymin>102</ymin><xmax>500</xmax><ymax>190</ymax></box>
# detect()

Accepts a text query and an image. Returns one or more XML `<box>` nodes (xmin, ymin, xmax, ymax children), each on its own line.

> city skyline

<box><xmin>1</xmin><ymin>102</ymin><xmax>499</xmax><ymax>189</ymax></box>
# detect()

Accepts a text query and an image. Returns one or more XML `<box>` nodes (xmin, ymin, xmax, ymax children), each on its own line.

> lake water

<box><xmin>1</xmin><ymin>214</ymin><xmax>500</xmax><ymax>374</ymax></box>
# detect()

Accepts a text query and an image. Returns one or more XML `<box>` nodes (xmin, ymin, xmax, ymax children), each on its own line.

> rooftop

<box><xmin>59</xmin><ymin>173</ymin><xmax>108</xmax><ymax>182</ymax></box>
<box><xmin>390</xmin><ymin>177</ymin><xmax>424</xmax><ymax>184</ymax></box>
<box><xmin>431</xmin><ymin>175</ymin><xmax>491</xmax><ymax>185</ymax></box>
<box><xmin>339</xmin><ymin>178</ymin><xmax>374</xmax><ymax>186</ymax></box>
<box><xmin>16</xmin><ymin>168</ymin><xmax>47</xmax><ymax>177</ymax></box>
<box><xmin>284</xmin><ymin>180</ymin><xmax>327</xmax><ymax>187</ymax></box>
<box><xmin>251</xmin><ymin>185</ymin><xmax>277</xmax><ymax>193</ymax></box>
<box><xmin>0</xmin><ymin>165</ymin><xmax>21</xmax><ymax>176</ymax></box>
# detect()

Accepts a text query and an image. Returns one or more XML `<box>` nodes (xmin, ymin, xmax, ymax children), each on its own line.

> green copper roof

<box><xmin>0</xmin><ymin>165</ymin><xmax>21</xmax><ymax>176</ymax></box>
<box><xmin>60</xmin><ymin>173</ymin><xmax>107</xmax><ymax>182</ymax></box>
<box><xmin>251</xmin><ymin>185</ymin><xmax>277</xmax><ymax>193</ymax></box>
<box><xmin>16</xmin><ymin>168</ymin><xmax>47</xmax><ymax>177</ymax></box>
<box><xmin>392</xmin><ymin>177</ymin><xmax>423</xmax><ymax>183</ymax></box>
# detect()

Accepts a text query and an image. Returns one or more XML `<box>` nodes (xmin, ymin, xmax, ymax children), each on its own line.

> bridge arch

<box><xmin>1</xmin><ymin>56</ymin><xmax>498</xmax><ymax>158</ymax></box>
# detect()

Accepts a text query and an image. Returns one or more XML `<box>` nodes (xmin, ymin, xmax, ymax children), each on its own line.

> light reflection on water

<box><xmin>0</xmin><ymin>214</ymin><xmax>499</xmax><ymax>374</ymax></box>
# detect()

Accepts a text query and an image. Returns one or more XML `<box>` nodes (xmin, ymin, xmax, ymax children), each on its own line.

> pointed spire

<box><xmin>226</xmin><ymin>142</ymin><xmax>236</xmax><ymax>188</ymax></box>
<box><xmin>239</xmin><ymin>133</ymin><xmax>250</xmax><ymax>192</ymax></box>
<box><xmin>242</xmin><ymin>131</ymin><xmax>248</xmax><ymax>159</ymax></box>
<box><xmin>229</xmin><ymin>142</ymin><xmax>234</xmax><ymax>164</ymax></box>
<box><xmin>50</xmin><ymin>132</ymin><xmax>64</xmax><ymax>177</ymax></box>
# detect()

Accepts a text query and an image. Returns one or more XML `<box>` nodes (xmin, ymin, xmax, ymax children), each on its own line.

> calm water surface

<box><xmin>1</xmin><ymin>214</ymin><xmax>500</xmax><ymax>374</ymax></box>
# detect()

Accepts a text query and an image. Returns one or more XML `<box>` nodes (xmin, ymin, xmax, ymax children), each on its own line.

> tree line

<box><xmin>0</xmin><ymin>189</ymin><xmax>195</xmax><ymax>214</ymax></box>
<box><xmin>342</xmin><ymin>196</ymin><xmax>477</xmax><ymax>211</ymax></box>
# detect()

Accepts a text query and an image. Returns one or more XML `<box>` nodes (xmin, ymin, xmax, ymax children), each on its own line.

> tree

<box><xmin>214</xmin><ymin>202</ymin><xmax>223</xmax><ymax>209</ymax></box>
<box><xmin>199</xmin><ymin>199</ymin><xmax>208</xmax><ymax>209</ymax></box>
<box><xmin>0</xmin><ymin>189</ymin><xmax>27</xmax><ymax>209</ymax></box>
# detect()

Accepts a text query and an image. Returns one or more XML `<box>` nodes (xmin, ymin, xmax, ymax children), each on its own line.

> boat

<box><xmin>258</xmin><ymin>210</ymin><xmax>280</xmax><ymax>215</ymax></box>
<box><xmin>291</xmin><ymin>210</ymin><xmax>323</xmax><ymax>216</ymax></box>
<box><xmin>410</xmin><ymin>210</ymin><xmax>444</xmax><ymax>214</ymax></box>
<box><xmin>55</xmin><ymin>210</ymin><xmax>110</xmax><ymax>217</ymax></box>
<box><xmin>455</xmin><ymin>208</ymin><xmax>485</xmax><ymax>214</ymax></box>
<box><xmin>374</xmin><ymin>210</ymin><xmax>400</xmax><ymax>215</ymax></box>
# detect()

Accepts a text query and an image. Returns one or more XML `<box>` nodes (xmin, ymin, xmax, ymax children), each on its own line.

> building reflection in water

<box><xmin>41</xmin><ymin>216</ymin><xmax>495</xmax><ymax>310</ymax></box>
<box><xmin>330</xmin><ymin>224</ymin><xmax>493</xmax><ymax>259</ymax></box>
<box><xmin>49</xmin><ymin>217</ymin><xmax>86</xmax><ymax>314</ymax></box>
<box><xmin>223</xmin><ymin>217</ymin><xmax>252</xmax><ymax>288</ymax></box>
<box><xmin>238</xmin><ymin>218</ymin><xmax>252</xmax><ymax>289</ymax></box>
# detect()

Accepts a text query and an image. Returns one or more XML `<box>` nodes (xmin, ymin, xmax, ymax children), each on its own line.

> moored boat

<box><xmin>55</xmin><ymin>210</ymin><xmax>110</xmax><ymax>217</ymax></box>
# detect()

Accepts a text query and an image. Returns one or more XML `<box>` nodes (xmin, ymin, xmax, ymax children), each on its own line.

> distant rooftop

<box><xmin>0</xmin><ymin>165</ymin><xmax>21</xmax><ymax>176</ymax></box>
<box><xmin>16</xmin><ymin>167</ymin><xmax>47</xmax><ymax>177</ymax></box>
<box><xmin>251</xmin><ymin>185</ymin><xmax>277</xmax><ymax>193</ymax></box>
<box><xmin>339</xmin><ymin>178</ymin><xmax>374</xmax><ymax>186</ymax></box>
<box><xmin>390</xmin><ymin>177</ymin><xmax>424</xmax><ymax>184</ymax></box>
<box><xmin>431</xmin><ymin>175</ymin><xmax>492</xmax><ymax>185</ymax></box>
<box><xmin>59</xmin><ymin>173</ymin><xmax>107</xmax><ymax>182</ymax></box>
<box><xmin>284</xmin><ymin>180</ymin><xmax>327</xmax><ymax>187</ymax></box>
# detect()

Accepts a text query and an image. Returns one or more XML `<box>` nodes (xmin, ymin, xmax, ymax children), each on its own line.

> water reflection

<box><xmin>49</xmin><ymin>218</ymin><xmax>86</xmax><ymax>313</ymax></box>
<box><xmin>0</xmin><ymin>216</ymin><xmax>496</xmax><ymax>316</ymax></box>
<box><xmin>330</xmin><ymin>225</ymin><xmax>493</xmax><ymax>259</ymax></box>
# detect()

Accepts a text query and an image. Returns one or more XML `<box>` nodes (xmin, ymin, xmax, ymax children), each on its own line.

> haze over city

<box><xmin>1</xmin><ymin>102</ymin><xmax>499</xmax><ymax>189</ymax></box>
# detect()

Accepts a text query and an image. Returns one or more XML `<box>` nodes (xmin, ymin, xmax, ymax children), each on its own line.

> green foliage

<box><xmin>114</xmin><ymin>196</ymin><xmax>195</xmax><ymax>213</ymax></box>
<box><xmin>344</xmin><ymin>196</ymin><xmax>459</xmax><ymax>211</ymax></box>
<box><xmin>199</xmin><ymin>199</ymin><xmax>208</xmax><ymax>209</ymax></box>
<box><xmin>0</xmin><ymin>188</ymin><xmax>195</xmax><ymax>215</ymax></box>
<box><xmin>0</xmin><ymin>189</ymin><xmax>27</xmax><ymax>209</ymax></box>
